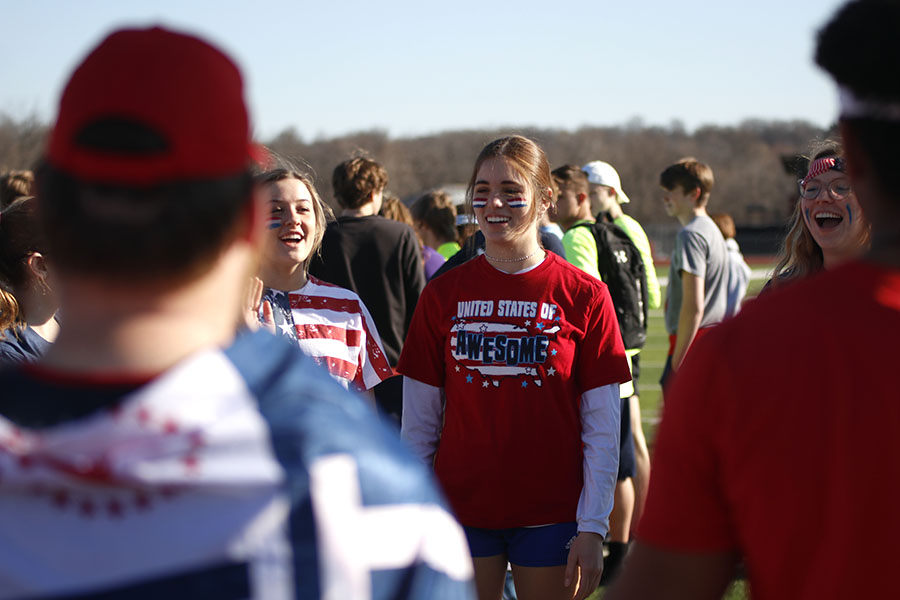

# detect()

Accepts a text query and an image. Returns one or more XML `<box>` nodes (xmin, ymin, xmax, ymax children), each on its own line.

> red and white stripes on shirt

<box><xmin>266</xmin><ymin>276</ymin><xmax>394</xmax><ymax>392</ymax></box>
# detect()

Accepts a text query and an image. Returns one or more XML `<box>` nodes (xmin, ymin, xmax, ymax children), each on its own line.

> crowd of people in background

<box><xmin>0</xmin><ymin>1</ymin><xmax>898</xmax><ymax>598</ymax></box>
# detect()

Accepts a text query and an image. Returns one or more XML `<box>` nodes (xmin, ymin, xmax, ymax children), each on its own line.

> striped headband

<box><xmin>800</xmin><ymin>157</ymin><xmax>845</xmax><ymax>187</ymax></box>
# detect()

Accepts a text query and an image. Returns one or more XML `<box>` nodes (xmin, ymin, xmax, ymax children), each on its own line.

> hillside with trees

<box><xmin>2</xmin><ymin>112</ymin><xmax>830</xmax><ymax>227</ymax></box>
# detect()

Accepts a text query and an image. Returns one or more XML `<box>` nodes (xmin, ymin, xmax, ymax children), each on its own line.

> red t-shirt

<box><xmin>398</xmin><ymin>253</ymin><xmax>630</xmax><ymax>528</ymax></box>
<box><xmin>638</xmin><ymin>261</ymin><xmax>900</xmax><ymax>599</ymax></box>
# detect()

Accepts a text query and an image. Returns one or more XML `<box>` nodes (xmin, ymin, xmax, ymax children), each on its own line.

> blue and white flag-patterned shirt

<box><xmin>0</xmin><ymin>331</ymin><xmax>474</xmax><ymax>599</ymax></box>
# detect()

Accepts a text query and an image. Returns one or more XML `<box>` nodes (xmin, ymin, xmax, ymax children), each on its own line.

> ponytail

<box><xmin>0</xmin><ymin>288</ymin><xmax>21</xmax><ymax>332</ymax></box>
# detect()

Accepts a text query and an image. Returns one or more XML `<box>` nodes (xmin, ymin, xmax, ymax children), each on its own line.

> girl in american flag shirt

<box><xmin>255</xmin><ymin>168</ymin><xmax>394</xmax><ymax>405</ymax></box>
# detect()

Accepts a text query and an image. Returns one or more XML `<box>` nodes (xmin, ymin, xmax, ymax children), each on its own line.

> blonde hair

<box><xmin>255</xmin><ymin>168</ymin><xmax>334</xmax><ymax>274</ymax></box>
<box><xmin>380</xmin><ymin>194</ymin><xmax>414</xmax><ymax>228</ymax></box>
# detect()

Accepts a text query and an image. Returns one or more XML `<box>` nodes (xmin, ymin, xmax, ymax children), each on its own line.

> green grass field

<box><xmin>639</xmin><ymin>266</ymin><xmax>771</xmax><ymax>446</ymax></box>
<box><xmin>588</xmin><ymin>264</ymin><xmax>773</xmax><ymax>600</ymax></box>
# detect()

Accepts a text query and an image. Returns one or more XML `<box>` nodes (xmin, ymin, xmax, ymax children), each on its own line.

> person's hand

<box><xmin>243</xmin><ymin>277</ymin><xmax>275</xmax><ymax>333</ymax></box>
<box><xmin>259</xmin><ymin>299</ymin><xmax>275</xmax><ymax>333</ymax></box>
<box><xmin>565</xmin><ymin>531</ymin><xmax>604</xmax><ymax>600</ymax></box>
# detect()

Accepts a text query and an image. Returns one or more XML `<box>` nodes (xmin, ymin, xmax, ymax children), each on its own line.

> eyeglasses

<box><xmin>797</xmin><ymin>178</ymin><xmax>852</xmax><ymax>201</ymax></box>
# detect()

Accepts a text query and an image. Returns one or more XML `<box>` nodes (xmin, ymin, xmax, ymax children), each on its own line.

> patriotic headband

<box><xmin>800</xmin><ymin>157</ymin><xmax>845</xmax><ymax>187</ymax></box>
<box><xmin>839</xmin><ymin>85</ymin><xmax>900</xmax><ymax>121</ymax></box>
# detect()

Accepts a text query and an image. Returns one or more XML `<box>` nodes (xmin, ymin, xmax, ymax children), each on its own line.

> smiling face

<box><xmin>472</xmin><ymin>157</ymin><xmax>540</xmax><ymax>246</ymax></box>
<box><xmin>264</xmin><ymin>177</ymin><xmax>318</xmax><ymax>270</ymax></box>
<box><xmin>800</xmin><ymin>169</ymin><xmax>868</xmax><ymax>258</ymax></box>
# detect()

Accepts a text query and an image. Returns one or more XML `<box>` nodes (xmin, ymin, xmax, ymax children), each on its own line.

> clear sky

<box><xmin>1</xmin><ymin>0</ymin><xmax>846</xmax><ymax>141</ymax></box>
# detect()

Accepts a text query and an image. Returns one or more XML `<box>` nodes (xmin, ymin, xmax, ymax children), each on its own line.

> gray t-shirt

<box><xmin>664</xmin><ymin>214</ymin><xmax>730</xmax><ymax>335</ymax></box>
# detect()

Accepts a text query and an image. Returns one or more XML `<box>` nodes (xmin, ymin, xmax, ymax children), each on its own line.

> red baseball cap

<box><xmin>47</xmin><ymin>26</ymin><xmax>255</xmax><ymax>186</ymax></box>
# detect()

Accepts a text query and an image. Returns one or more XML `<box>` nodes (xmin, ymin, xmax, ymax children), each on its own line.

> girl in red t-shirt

<box><xmin>399</xmin><ymin>136</ymin><xmax>630</xmax><ymax>600</ymax></box>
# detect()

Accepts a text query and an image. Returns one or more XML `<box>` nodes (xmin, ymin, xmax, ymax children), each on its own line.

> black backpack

<box><xmin>570</xmin><ymin>221</ymin><xmax>649</xmax><ymax>349</ymax></box>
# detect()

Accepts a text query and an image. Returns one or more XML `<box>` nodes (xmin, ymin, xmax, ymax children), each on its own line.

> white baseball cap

<box><xmin>582</xmin><ymin>160</ymin><xmax>630</xmax><ymax>204</ymax></box>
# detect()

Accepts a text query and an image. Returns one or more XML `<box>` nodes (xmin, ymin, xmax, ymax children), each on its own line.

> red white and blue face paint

<box><xmin>471</xmin><ymin>195</ymin><xmax>527</xmax><ymax>209</ymax></box>
<box><xmin>470</xmin><ymin>156</ymin><xmax>542</xmax><ymax>248</ymax></box>
<box><xmin>267</xmin><ymin>216</ymin><xmax>282</xmax><ymax>230</ymax></box>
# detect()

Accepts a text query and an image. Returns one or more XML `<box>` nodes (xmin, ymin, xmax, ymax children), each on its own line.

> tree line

<box><xmin>2</xmin><ymin>112</ymin><xmax>831</xmax><ymax>226</ymax></box>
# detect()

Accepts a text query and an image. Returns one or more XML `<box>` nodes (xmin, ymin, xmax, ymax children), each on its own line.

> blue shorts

<box><xmin>464</xmin><ymin>522</ymin><xmax>578</xmax><ymax>567</ymax></box>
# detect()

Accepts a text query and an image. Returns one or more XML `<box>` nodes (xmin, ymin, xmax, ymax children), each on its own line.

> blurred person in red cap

<box><xmin>607</xmin><ymin>1</ymin><xmax>900</xmax><ymax>598</ymax></box>
<box><xmin>0</xmin><ymin>26</ymin><xmax>474</xmax><ymax>599</ymax></box>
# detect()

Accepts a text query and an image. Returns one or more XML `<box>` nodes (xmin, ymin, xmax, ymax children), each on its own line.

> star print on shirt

<box><xmin>547</xmin><ymin>367</ymin><xmax>557</xmax><ymax>376</ymax></box>
<box><xmin>524</xmin><ymin>320</ymin><xmax>531</xmax><ymax>326</ymax></box>
<box><xmin>551</xmin><ymin>349</ymin><xmax>558</xmax><ymax>356</ymax></box>
<box><xmin>466</xmin><ymin>375</ymin><xmax>473</xmax><ymax>383</ymax></box>
<box><xmin>455</xmin><ymin>365</ymin><xmax>460</xmax><ymax>372</ymax></box>
<box><xmin>521</xmin><ymin>381</ymin><xmax>528</xmax><ymax>388</ymax></box>
<box><xmin>482</xmin><ymin>381</ymin><xmax>489</xmax><ymax>388</ymax></box>
<box><xmin>535</xmin><ymin>322</ymin><xmax>544</xmax><ymax>330</ymax></box>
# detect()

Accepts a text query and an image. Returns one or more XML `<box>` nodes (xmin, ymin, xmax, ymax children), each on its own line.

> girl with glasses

<box><xmin>768</xmin><ymin>141</ymin><xmax>870</xmax><ymax>289</ymax></box>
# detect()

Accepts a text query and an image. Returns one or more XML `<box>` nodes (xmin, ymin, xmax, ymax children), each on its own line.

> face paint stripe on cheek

<box><xmin>267</xmin><ymin>217</ymin><xmax>281</xmax><ymax>230</ymax></box>
<box><xmin>507</xmin><ymin>197</ymin><xmax>527</xmax><ymax>209</ymax></box>
<box><xmin>846</xmin><ymin>204</ymin><xmax>853</xmax><ymax>225</ymax></box>
<box><xmin>472</xmin><ymin>197</ymin><xmax>487</xmax><ymax>208</ymax></box>
<box><xmin>804</xmin><ymin>208</ymin><xmax>811</xmax><ymax>226</ymax></box>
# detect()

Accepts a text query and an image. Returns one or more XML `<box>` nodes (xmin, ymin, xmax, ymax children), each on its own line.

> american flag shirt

<box><xmin>0</xmin><ymin>331</ymin><xmax>474</xmax><ymax>599</ymax></box>
<box><xmin>262</xmin><ymin>277</ymin><xmax>394</xmax><ymax>392</ymax></box>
